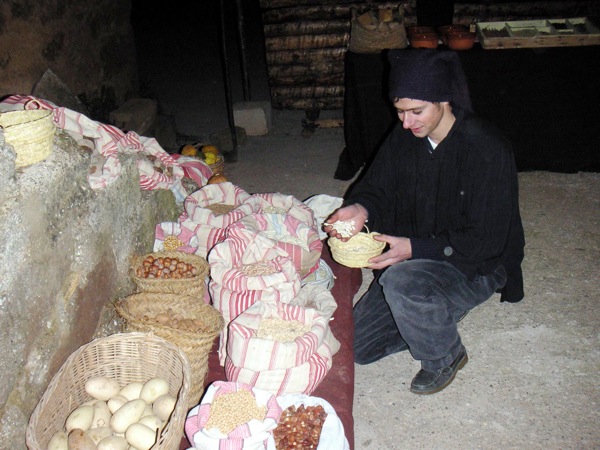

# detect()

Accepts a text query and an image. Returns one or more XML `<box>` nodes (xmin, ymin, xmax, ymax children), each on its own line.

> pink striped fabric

<box><xmin>153</xmin><ymin>221</ymin><xmax>199</xmax><ymax>253</ymax></box>
<box><xmin>227</xmin><ymin>301</ymin><xmax>339</xmax><ymax>372</ymax></box>
<box><xmin>224</xmin><ymin>340</ymin><xmax>333</xmax><ymax>396</ymax></box>
<box><xmin>0</xmin><ymin>95</ymin><xmax>186</xmax><ymax>200</ymax></box>
<box><xmin>229</xmin><ymin>212</ymin><xmax>322</xmax><ymax>278</ymax></box>
<box><xmin>251</xmin><ymin>192</ymin><xmax>318</xmax><ymax>229</ymax></box>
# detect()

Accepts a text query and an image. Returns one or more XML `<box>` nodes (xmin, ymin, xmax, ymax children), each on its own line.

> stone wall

<box><xmin>0</xmin><ymin>131</ymin><xmax>180</xmax><ymax>447</ymax></box>
<box><xmin>0</xmin><ymin>0</ymin><xmax>138</xmax><ymax>121</ymax></box>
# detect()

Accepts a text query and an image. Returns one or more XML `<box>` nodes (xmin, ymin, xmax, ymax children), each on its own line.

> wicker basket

<box><xmin>208</xmin><ymin>153</ymin><xmax>225</xmax><ymax>176</ymax></box>
<box><xmin>328</xmin><ymin>232</ymin><xmax>386</xmax><ymax>268</ymax></box>
<box><xmin>130</xmin><ymin>251</ymin><xmax>210</xmax><ymax>300</ymax></box>
<box><xmin>0</xmin><ymin>109</ymin><xmax>56</xmax><ymax>167</ymax></box>
<box><xmin>115</xmin><ymin>293</ymin><xmax>224</xmax><ymax>408</ymax></box>
<box><xmin>26</xmin><ymin>332</ymin><xmax>191</xmax><ymax>450</ymax></box>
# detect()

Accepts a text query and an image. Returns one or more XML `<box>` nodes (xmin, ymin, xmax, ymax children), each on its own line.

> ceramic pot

<box><xmin>408</xmin><ymin>32</ymin><xmax>439</xmax><ymax>49</ymax></box>
<box><xmin>446</xmin><ymin>31</ymin><xmax>476</xmax><ymax>50</ymax></box>
<box><xmin>438</xmin><ymin>24</ymin><xmax>468</xmax><ymax>45</ymax></box>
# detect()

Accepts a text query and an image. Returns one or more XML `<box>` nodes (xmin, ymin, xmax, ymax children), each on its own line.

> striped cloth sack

<box><xmin>252</xmin><ymin>192</ymin><xmax>319</xmax><ymax>230</ymax></box>
<box><xmin>153</xmin><ymin>221</ymin><xmax>199</xmax><ymax>253</ymax></box>
<box><xmin>226</xmin><ymin>301</ymin><xmax>340</xmax><ymax>372</ymax></box>
<box><xmin>229</xmin><ymin>212</ymin><xmax>322</xmax><ymax>279</ymax></box>
<box><xmin>185</xmin><ymin>381</ymin><xmax>281</xmax><ymax>450</ymax></box>
<box><xmin>182</xmin><ymin>182</ymin><xmax>261</xmax><ymax>258</ymax></box>
<box><xmin>209</xmin><ymin>227</ymin><xmax>302</xmax><ymax>365</ymax></box>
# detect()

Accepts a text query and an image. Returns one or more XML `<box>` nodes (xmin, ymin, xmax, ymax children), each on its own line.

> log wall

<box><xmin>260</xmin><ymin>0</ymin><xmax>600</xmax><ymax>111</ymax></box>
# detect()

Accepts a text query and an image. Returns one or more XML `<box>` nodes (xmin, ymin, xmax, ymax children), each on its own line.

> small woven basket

<box><xmin>208</xmin><ymin>153</ymin><xmax>225</xmax><ymax>176</ymax></box>
<box><xmin>130</xmin><ymin>251</ymin><xmax>210</xmax><ymax>300</ymax></box>
<box><xmin>328</xmin><ymin>231</ymin><xmax>386</xmax><ymax>268</ymax></box>
<box><xmin>115</xmin><ymin>293</ymin><xmax>224</xmax><ymax>408</ymax></box>
<box><xmin>26</xmin><ymin>332</ymin><xmax>191</xmax><ymax>450</ymax></box>
<box><xmin>0</xmin><ymin>109</ymin><xmax>56</xmax><ymax>167</ymax></box>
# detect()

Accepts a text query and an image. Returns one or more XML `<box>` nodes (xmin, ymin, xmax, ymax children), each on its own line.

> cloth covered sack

<box><xmin>288</xmin><ymin>283</ymin><xmax>339</xmax><ymax>321</ymax></box>
<box><xmin>209</xmin><ymin>227</ymin><xmax>302</xmax><ymax>364</ymax></box>
<box><xmin>224</xmin><ymin>338</ymin><xmax>334</xmax><ymax>396</ymax></box>
<box><xmin>252</xmin><ymin>192</ymin><xmax>319</xmax><ymax>230</ymax></box>
<box><xmin>183</xmin><ymin>182</ymin><xmax>261</xmax><ymax>258</ymax></box>
<box><xmin>153</xmin><ymin>221</ymin><xmax>199</xmax><ymax>253</ymax></box>
<box><xmin>227</xmin><ymin>301</ymin><xmax>340</xmax><ymax>372</ymax></box>
<box><xmin>184</xmin><ymin>381</ymin><xmax>282</xmax><ymax>450</ymax></box>
<box><xmin>230</xmin><ymin>212</ymin><xmax>322</xmax><ymax>279</ymax></box>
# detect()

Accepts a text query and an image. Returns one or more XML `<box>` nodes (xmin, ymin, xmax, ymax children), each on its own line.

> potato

<box><xmin>125</xmin><ymin>423</ymin><xmax>157</xmax><ymax>450</ymax></box>
<box><xmin>152</xmin><ymin>394</ymin><xmax>176</xmax><ymax>421</ymax></box>
<box><xmin>110</xmin><ymin>399</ymin><xmax>146</xmax><ymax>433</ymax></box>
<box><xmin>86</xmin><ymin>426</ymin><xmax>112</xmax><ymax>445</ymax></box>
<box><xmin>48</xmin><ymin>430</ymin><xmax>68</xmax><ymax>450</ymax></box>
<box><xmin>138</xmin><ymin>414</ymin><xmax>164</xmax><ymax>433</ymax></box>
<box><xmin>97</xmin><ymin>435</ymin><xmax>129</xmax><ymax>450</ymax></box>
<box><xmin>139</xmin><ymin>378</ymin><xmax>169</xmax><ymax>404</ymax></box>
<box><xmin>118</xmin><ymin>382</ymin><xmax>144</xmax><ymax>401</ymax></box>
<box><xmin>85</xmin><ymin>376</ymin><xmax>121</xmax><ymax>401</ymax></box>
<box><xmin>67</xmin><ymin>428</ymin><xmax>96</xmax><ymax>450</ymax></box>
<box><xmin>108</xmin><ymin>395</ymin><xmax>130</xmax><ymax>414</ymax></box>
<box><xmin>65</xmin><ymin>405</ymin><xmax>94</xmax><ymax>432</ymax></box>
<box><xmin>91</xmin><ymin>401</ymin><xmax>112</xmax><ymax>429</ymax></box>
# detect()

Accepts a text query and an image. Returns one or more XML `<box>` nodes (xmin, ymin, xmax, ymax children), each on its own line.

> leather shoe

<box><xmin>410</xmin><ymin>346</ymin><xmax>468</xmax><ymax>395</ymax></box>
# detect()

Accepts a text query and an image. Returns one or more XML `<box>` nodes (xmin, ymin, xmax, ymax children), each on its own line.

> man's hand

<box><xmin>324</xmin><ymin>204</ymin><xmax>368</xmax><ymax>241</ymax></box>
<box><xmin>367</xmin><ymin>235</ymin><xmax>412</xmax><ymax>270</ymax></box>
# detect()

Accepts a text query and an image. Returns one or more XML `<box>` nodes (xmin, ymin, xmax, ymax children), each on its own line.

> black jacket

<box><xmin>346</xmin><ymin>109</ymin><xmax>525</xmax><ymax>302</ymax></box>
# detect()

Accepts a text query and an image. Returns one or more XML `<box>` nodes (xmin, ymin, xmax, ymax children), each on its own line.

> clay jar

<box><xmin>408</xmin><ymin>32</ymin><xmax>439</xmax><ymax>49</ymax></box>
<box><xmin>438</xmin><ymin>24</ymin><xmax>468</xmax><ymax>45</ymax></box>
<box><xmin>446</xmin><ymin>30</ymin><xmax>476</xmax><ymax>50</ymax></box>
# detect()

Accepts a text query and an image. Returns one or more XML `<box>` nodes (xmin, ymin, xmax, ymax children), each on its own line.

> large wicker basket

<box><xmin>328</xmin><ymin>232</ymin><xmax>386</xmax><ymax>268</ymax></box>
<box><xmin>115</xmin><ymin>293</ymin><xmax>224</xmax><ymax>408</ymax></box>
<box><xmin>26</xmin><ymin>332</ymin><xmax>191</xmax><ymax>450</ymax></box>
<box><xmin>130</xmin><ymin>251</ymin><xmax>210</xmax><ymax>300</ymax></box>
<box><xmin>0</xmin><ymin>109</ymin><xmax>56</xmax><ymax>167</ymax></box>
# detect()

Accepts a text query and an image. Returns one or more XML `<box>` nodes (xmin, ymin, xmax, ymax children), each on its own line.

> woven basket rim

<box><xmin>130</xmin><ymin>250</ymin><xmax>210</xmax><ymax>281</ymax></box>
<box><xmin>25</xmin><ymin>332</ymin><xmax>191</xmax><ymax>450</ymax></box>
<box><xmin>115</xmin><ymin>292</ymin><xmax>224</xmax><ymax>339</ymax></box>
<box><xmin>328</xmin><ymin>232</ymin><xmax>386</xmax><ymax>268</ymax></box>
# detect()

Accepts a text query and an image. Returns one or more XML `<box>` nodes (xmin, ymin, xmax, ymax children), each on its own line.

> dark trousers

<box><xmin>353</xmin><ymin>260</ymin><xmax>507</xmax><ymax>371</ymax></box>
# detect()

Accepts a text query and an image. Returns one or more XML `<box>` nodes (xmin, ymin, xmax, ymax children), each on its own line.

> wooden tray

<box><xmin>477</xmin><ymin>17</ymin><xmax>600</xmax><ymax>49</ymax></box>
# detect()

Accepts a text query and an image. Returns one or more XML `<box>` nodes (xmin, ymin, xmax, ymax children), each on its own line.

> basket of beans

<box><xmin>115</xmin><ymin>293</ymin><xmax>224</xmax><ymax>408</ymax></box>
<box><xmin>130</xmin><ymin>251</ymin><xmax>210</xmax><ymax>299</ymax></box>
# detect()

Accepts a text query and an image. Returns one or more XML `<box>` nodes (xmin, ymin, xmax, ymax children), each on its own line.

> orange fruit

<box><xmin>201</xmin><ymin>145</ymin><xmax>219</xmax><ymax>156</ymax></box>
<box><xmin>207</xmin><ymin>173</ymin><xmax>228</xmax><ymax>184</ymax></box>
<box><xmin>181</xmin><ymin>144</ymin><xmax>198</xmax><ymax>156</ymax></box>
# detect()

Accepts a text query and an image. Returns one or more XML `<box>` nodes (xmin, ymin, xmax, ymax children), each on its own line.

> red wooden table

<box><xmin>180</xmin><ymin>246</ymin><xmax>362</xmax><ymax>449</ymax></box>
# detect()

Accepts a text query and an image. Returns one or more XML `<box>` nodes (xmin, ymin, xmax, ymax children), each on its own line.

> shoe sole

<box><xmin>410</xmin><ymin>353</ymin><xmax>469</xmax><ymax>395</ymax></box>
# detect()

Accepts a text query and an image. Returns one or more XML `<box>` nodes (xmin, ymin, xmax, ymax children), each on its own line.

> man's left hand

<box><xmin>367</xmin><ymin>235</ymin><xmax>412</xmax><ymax>269</ymax></box>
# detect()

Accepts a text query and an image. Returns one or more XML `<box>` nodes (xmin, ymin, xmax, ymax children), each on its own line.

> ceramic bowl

<box><xmin>408</xmin><ymin>32</ymin><xmax>439</xmax><ymax>49</ymax></box>
<box><xmin>446</xmin><ymin>31</ymin><xmax>476</xmax><ymax>50</ymax></box>
<box><xmin>406</xmin><ymin>26</ymin><xmax>436</xmax><ymax>36</ymax></box>
<box><xmin>438</xmin><ymin>24</ymin><xmax>468</xmax><ymax>45</ymax></box>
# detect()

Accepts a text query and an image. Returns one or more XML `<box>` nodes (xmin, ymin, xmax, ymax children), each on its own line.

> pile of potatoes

<box><xmin>48</xmin><ymin>376</ymin><xmax>177</xmax><ymax>450</ymax></box>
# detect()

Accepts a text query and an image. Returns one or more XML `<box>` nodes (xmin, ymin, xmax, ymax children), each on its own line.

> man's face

<box><xmin>393</xmin><ymin>98</ymin><xmax>448</xmax><ymax>141</ymax></box>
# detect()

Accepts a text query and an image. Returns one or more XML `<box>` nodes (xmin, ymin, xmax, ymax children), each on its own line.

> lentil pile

<box><xmin>206</xmin><ymin>203</ymin><xmax>236</xmax><ymax>215</ymax></box>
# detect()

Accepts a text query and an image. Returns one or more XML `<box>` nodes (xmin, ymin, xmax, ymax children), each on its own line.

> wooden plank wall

<box><xmin>260</xmin><ymin>0</ymin><xmax>415</xmax><ymax>111</ymax></box>
<box><xmin>260</xmin><ymin>0</ymin><xmax>600</xmax><ymax>111</ymax></box>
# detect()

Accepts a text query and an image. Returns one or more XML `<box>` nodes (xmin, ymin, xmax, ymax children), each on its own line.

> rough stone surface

<box><xmin>109</xmin><ymin>98</ymin><xmax>158</xmax><ymax>136</ymax></box>
<box><xmin>209</xmin><ymin>126</ymin><xmax>248</xmax><ymax>155</ymax></box>
<box><xmin>0</xmin><ymin>0</ymin><xmax>138</xmax><ymax>122</ymax></box>
<box><xmin>0</xmin><ymin>131</ymin><xmax>179</xmax><ymax>448</ymax></box>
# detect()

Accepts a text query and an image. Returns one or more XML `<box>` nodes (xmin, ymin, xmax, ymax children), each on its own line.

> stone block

<box><xmin>109</xmin><ymin>98</ymin><xmax>157</xmax><ymax>136</ymax></box>
<box><xmin>233</xmin><ymin>101</ymin><xmax>272</xmax><ymax>136</ymax></box>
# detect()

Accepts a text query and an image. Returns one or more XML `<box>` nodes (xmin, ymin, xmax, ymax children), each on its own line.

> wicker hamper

<box><xmin>26</xmin><ymin>332</ymin><xmax>191</xmax><ymax>450</ymax></box>
<box><xmin>115</xmin><ymin>293</ymin><xmax>224</xmax><ymax>408</ymax></box>
<box><xmin>0</xmin><ymin>109</ymin><xmax>56</xmax><ymax>167</ymax></box>
<box><xmin>328</xmin><ymin>232</ymin><xmax>386</xmax><ymax>268</ymax></box>
<box><xmin>130</xmin><ymin>251</ymin><xmax>210</xmax><ymax>299</ymax></box>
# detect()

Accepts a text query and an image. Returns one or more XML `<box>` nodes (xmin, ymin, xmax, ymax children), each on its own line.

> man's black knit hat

<box><xmin>388</xmin><ymin>48</ymin><xmax>473</xmax><ymax>112</ymax></box>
